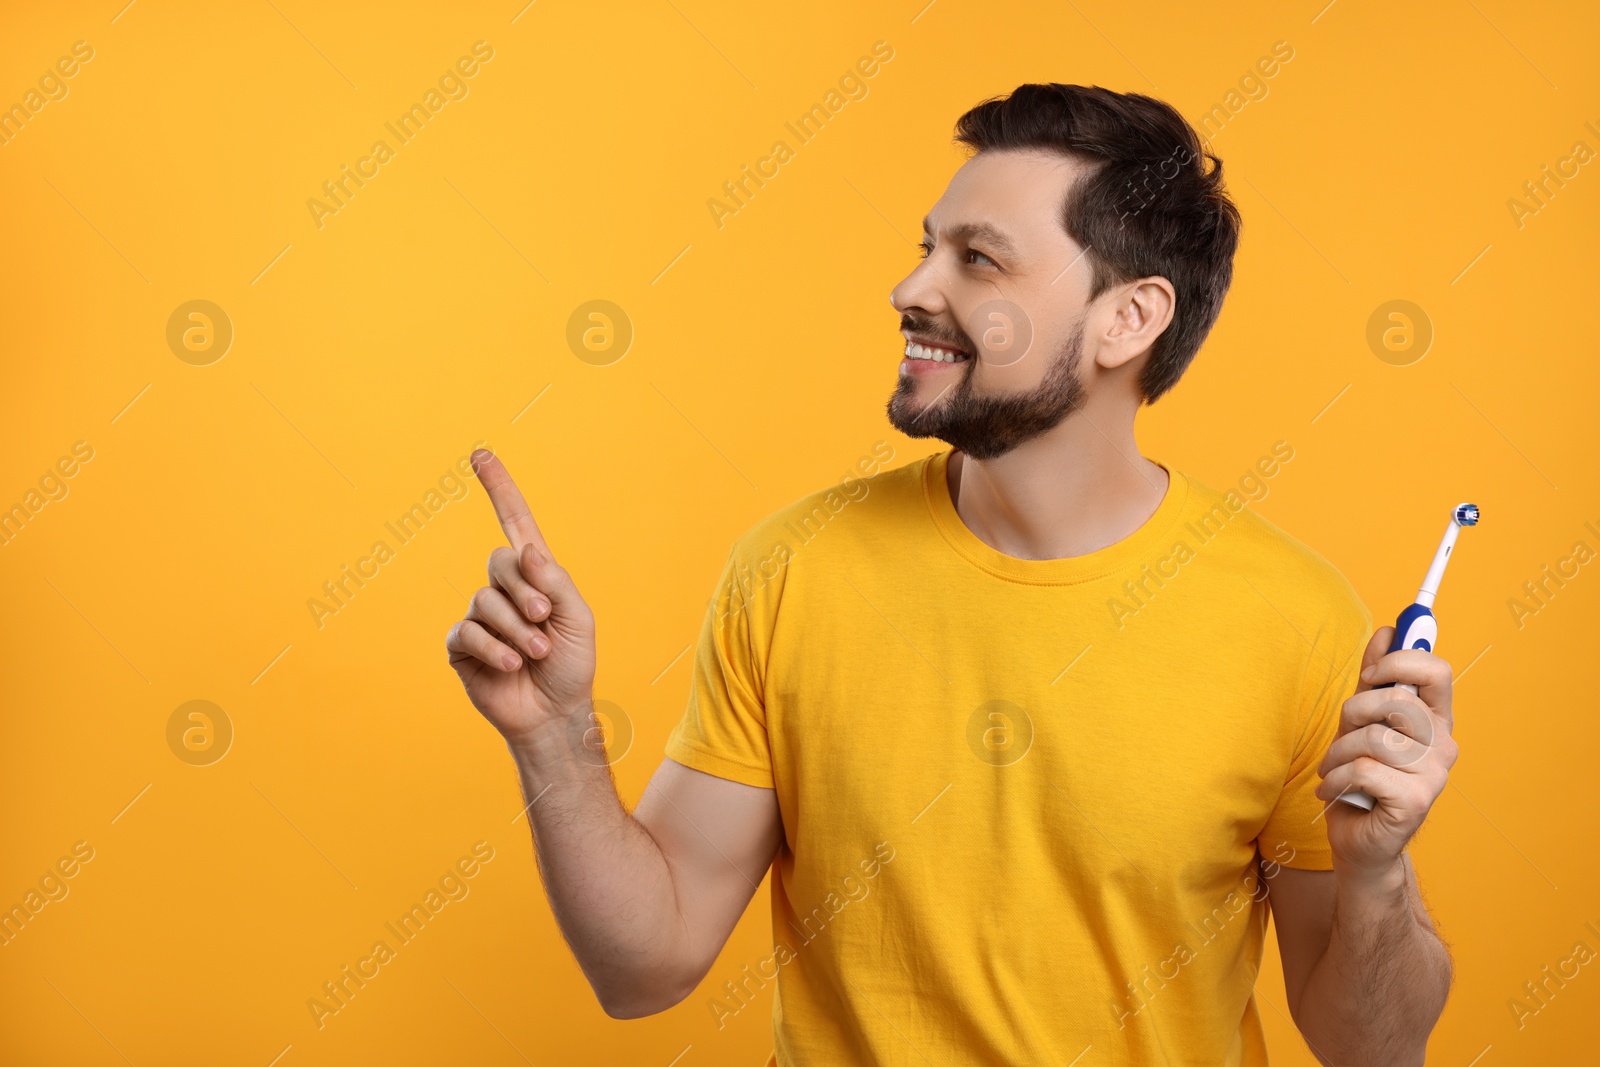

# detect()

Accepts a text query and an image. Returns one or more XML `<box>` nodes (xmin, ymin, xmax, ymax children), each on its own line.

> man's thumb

<box><xmin>521</xmin><ymin>542</ymin><xmax>580</xmax><ymax>611</ymax></box>
<box><xmin>1354</xmin><ymin>625</ymin><xmax>1393</xmax><ymax>694</ymax></box>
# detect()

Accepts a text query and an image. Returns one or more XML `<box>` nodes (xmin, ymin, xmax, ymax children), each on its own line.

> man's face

<box><xmin>887</xmin><ymin>149</ymin><xmax>1097</xmax><ymax>460</ymax></box>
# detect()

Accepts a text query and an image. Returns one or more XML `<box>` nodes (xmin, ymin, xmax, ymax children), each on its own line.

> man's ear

<box><xmin>1094</xmin><ymin>277</ymin><xmax>1175</xmax><ymax>370</ymax></box>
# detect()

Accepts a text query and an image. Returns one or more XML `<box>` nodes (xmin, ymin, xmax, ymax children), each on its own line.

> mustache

<box><xmin>900</xmin><ymin>313</ymin><xmax>974</xmax><ymax>354</ymax></box>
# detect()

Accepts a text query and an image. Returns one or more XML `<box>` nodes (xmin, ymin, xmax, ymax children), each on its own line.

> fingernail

<box><xmin>1361</xmin><ymin>664</ymin><xmax>1376</xmax><ymax>681</ymax></box>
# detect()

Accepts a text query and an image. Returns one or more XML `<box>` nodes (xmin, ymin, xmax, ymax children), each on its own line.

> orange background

<box><xmin>2</xmin><ymin>1</ymin><xmax>1596</xmax><ymax>1063</ymax></box>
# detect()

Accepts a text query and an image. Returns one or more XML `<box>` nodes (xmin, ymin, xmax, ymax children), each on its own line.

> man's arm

<box><xmin>1268</xmin><ymin>624</ymin><xmax>1459</xmax><ymax>1065</ymax></box>
<box><xmin>1268</xmin><ymin>859</ymin><xmax>1450</xmax><ymax>1066</ymax></box>
<box><xmin>510</xmin><ymin>733</ymin><xmax>781</xmax><ymax>1017</ymax></box>
<box><xmin>446</xmin><ymin>450</ymin><xmax>782</xmax><ymax>1018</ymax></box>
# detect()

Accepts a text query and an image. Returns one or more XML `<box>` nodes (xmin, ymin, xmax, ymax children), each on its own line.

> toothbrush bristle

<box><xmin>1456</xmin><ymin>503</ymin><xmax>1480</xmax><ymax>526</ymax></box>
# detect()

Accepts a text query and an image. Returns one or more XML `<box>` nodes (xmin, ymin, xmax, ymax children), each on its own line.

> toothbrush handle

<box><xmin>1337</xmin><ymin>604</ymin><xmax>1436</xmax><ymax>811</ymax></box>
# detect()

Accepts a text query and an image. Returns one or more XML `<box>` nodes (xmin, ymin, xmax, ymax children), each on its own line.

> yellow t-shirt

<box><xmin>665</xmin><ymin>446</ymin><xmax>1372</xmax><ymax>1066</ymax></box>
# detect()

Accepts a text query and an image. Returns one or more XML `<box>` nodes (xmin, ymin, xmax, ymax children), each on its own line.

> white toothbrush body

<box><xmin>1338</xmin><ymin>503</ymin><xmax>1478</xmax><ymax>811</ymax></box>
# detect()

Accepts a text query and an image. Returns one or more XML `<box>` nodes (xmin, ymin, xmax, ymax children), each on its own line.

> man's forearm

<box><xmin>508</xmin><ymin>708</ymin><xmax>691</xmax><ymax>1016</ymax></box>
<box><xmin>1295</xmin><ymin>856</ymin><xmax>1451</xmax><ymax>1066</ymax></box>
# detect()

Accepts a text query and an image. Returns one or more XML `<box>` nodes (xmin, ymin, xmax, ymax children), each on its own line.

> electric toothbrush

<box><xmin>1338</xmin><ymin>502</ymin><xmax>1479</xmax><ymax>811</ymax></box>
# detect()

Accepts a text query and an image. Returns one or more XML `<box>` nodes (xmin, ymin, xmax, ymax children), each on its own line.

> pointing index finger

<box><xmin>471</xmin><ymin>449</ymin><xmax>549</xmax><ymax>556</ymax></box>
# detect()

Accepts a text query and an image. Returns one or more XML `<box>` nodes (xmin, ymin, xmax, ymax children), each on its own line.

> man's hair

<box><xmin>954</xmin><ymin>84</ymin><xmax>1241</xmax><ymax>404</ymax></box>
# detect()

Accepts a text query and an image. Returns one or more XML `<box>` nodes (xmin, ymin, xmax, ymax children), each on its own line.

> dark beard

<box><xmin>886</xmin><ymin>318</ymin><xmax>1086</xmax><ymax>460</ymax></box>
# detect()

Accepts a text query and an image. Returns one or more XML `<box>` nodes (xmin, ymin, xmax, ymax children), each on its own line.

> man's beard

<box><xmin>886</xmin><ymin>316</ymin><xmax>1086</xmax><ymax>461</ymax></box>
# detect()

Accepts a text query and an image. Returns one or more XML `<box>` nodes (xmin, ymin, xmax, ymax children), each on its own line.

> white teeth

<box><xmin>903</xmin><ymin>340</ymin><xmax>968</xmax><ymax>363</ymax></box>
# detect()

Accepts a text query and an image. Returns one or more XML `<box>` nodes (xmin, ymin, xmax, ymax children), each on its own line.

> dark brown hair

<box><xmin>954</xmin><ymin>84</ymin><xmax>1241</xmax><ymax>404</ymax></box>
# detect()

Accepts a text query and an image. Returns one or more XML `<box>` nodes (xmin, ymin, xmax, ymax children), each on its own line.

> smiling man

<box><xmin>446</xmin><ymin>84</ymin><xmax>1456</xmax><ymax>1065</ymax></box>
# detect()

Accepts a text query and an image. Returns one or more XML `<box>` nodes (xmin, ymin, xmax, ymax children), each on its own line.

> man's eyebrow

<box><xmin>921</xmin><ymin>215</ymin><xmax>1021</xmax><ymax>258</ymax></box>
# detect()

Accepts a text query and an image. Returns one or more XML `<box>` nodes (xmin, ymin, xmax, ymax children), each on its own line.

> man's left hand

<box><xmin>1314</xmin><ymin>625</ymin><xmax>1458</xmax><ymax>876</ymax></box>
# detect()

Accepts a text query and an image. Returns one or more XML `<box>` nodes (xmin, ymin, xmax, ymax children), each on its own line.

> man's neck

<box><xmin>946</xmin><ymin>417</ymin><xmax>1169</xmax><ymax>562</ymax></box>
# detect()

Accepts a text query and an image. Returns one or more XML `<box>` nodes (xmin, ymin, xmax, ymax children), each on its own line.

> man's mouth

<box><xmin>902</xmin><ymin>335</ymin><xmax>972</xmax><ymax>364</ymax></box>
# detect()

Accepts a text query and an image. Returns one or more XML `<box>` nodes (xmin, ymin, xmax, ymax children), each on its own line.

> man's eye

<box><xmin>918</xmin><ymin>243</ymin><xmax>995</xmax><ymax>266</ymax></box>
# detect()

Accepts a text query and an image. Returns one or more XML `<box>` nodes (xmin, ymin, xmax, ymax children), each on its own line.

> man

<box><xmin>446</xmin><ymin>83</ymin><xmax>1455</xmax><ymax>1065</ymax></box>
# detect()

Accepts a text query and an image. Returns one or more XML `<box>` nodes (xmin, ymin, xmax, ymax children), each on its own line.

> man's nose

<box><xmin>889</xmin><ymin>256</ymin><xmax>951</xmax><ymax>319</ymax></box>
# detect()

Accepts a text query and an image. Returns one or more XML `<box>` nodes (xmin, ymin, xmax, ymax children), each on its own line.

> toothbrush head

<box><xmin>1455</xmin><ymin>502</ymin><xmax>1480</xmax><ymax>527</ymax></box>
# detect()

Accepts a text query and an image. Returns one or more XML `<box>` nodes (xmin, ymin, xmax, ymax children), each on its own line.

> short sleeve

<box><xmin>663</xmin><ymin>543</ymin><xmax>776</xmax><ymax>789</ymax></box>
<box><xmin>1259</xmin><ymin>587</ymin><xmax>1374</xmax><ymax>871</ymax></box>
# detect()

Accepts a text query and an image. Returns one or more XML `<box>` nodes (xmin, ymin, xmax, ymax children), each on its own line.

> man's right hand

<box><xmin>441</xmin><ymin>449</ymin><xmax>782</xmax><ymax>1021</ymax></box>
<box><xmin>446</xmin><ymin>449</ymin><xmax>597</xmax><ymax>747</ymax></box>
